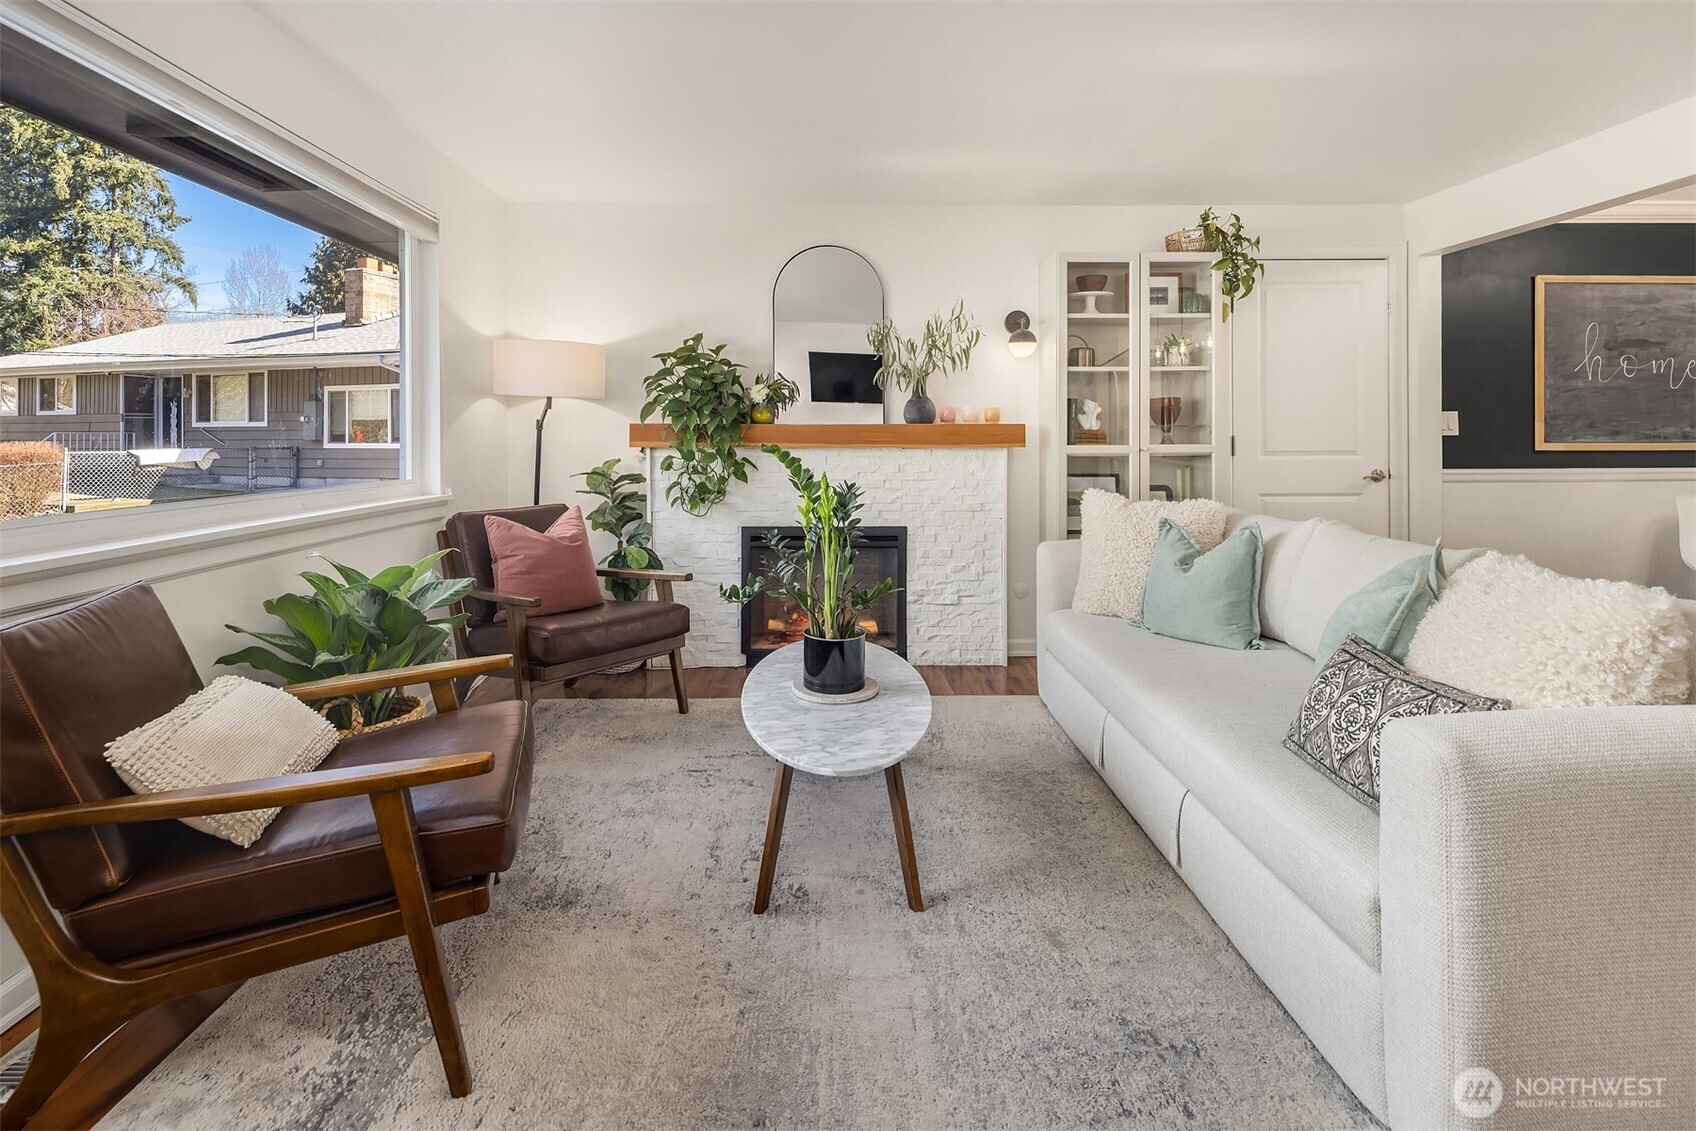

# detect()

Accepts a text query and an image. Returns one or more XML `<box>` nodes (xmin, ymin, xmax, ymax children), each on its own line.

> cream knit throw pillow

<box><xmin>1071</xmin><ymin>493</ymin><xmax>1228</xmax><ymax>618</ymax></box>
<box><xmin>105</xmin><ymin>676</ymin><xmax>340</xmax><ymax>847</ymax></box>
<box><xmin>1406</xmin><ymin>551</ymin><xmax>1693</xmax><ymax>709</ymax></box>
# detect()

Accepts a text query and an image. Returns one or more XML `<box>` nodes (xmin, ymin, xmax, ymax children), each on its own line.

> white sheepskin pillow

<box><xmin>1072</xmin><ymin>493</ymin><xmax>1227</xmax><ymax>618</ymax></box>
<box><xmin>1405</xmin><ymin>552</ymin><xmax>1692</xmax><ymax>709</ymax></box>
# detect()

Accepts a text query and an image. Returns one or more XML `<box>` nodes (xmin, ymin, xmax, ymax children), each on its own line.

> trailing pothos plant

<box><xmin>217</xmin><ymin>551</ymin><xmax>471</xmax><ymax>728</ymax></box>
<box><xmin>575</xmin><ymin>457</ymin><xmax>663</xmax><ymax>601</ymax></box>
<box><xmin>639</xmin><ymin>333</ymin><xmax>756</xmax><ymax>515</ymax></box>
<box><xmin>720</xmin><ymin>445</ymin><xmax>897</xmax><ymax>640</ymax></box>
<box><xmin>1197</xmin><ymin>207</ymin><xmax>1265</xmax><ymax>321</ymax></box>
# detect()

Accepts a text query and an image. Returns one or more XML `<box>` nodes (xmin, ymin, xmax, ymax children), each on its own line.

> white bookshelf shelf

<box><xmin>1066</xmin><ymin>444</ymin><xmax>1133</xmax><ymax>456</ymax></box>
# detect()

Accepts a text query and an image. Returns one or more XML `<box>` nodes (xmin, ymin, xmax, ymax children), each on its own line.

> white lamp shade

<box><xmin>493</xmin><ymin>339</ymin><xmax>606</xmax><ymax>400</ymax></box>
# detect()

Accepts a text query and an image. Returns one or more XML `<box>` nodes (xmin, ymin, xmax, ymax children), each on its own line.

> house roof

<box><xmin>0</xmin><ymin>313</ymin><xmax>401</xmax><ymax>376</ymax></box>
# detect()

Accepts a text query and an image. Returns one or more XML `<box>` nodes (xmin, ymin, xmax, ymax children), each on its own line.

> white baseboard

<box><xmin>1008</xmin><ymin>638</ymin><xmax>1036</xmax><ymax>658</ymax></box>
<box><xmin>1443</xmin><ymin>467</ymin><xmax>1696</xmax><ymax>485</ymax></box>
<box><xmin>1</xmin><ymin>968</ymin><xmax>37</xmax><ymax>1033</ymax></box>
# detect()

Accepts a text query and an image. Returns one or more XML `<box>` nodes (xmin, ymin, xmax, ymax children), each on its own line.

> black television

<box><xmin>808</xmin><ymin>351</ymin><xmax>883</xmax><ymax>404</ymax></box>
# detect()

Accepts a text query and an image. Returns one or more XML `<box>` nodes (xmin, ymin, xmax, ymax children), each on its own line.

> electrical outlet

<box><xmin>1440</xmin><ymin>411</ymin><xmax>1460</xmax><ymax>437</ymax></box>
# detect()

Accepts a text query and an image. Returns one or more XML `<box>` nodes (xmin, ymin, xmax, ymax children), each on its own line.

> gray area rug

<box><xmin>102</xmin><ymin>698</ymin><xmax>1378</xmax><ymax>1130</ymax></box>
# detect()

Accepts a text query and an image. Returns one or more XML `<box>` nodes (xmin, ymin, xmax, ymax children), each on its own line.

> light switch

<box><xmin>1440</xmin><ymin>411</ymin><xmax>1460</xmax><ymax>436</ymax></box>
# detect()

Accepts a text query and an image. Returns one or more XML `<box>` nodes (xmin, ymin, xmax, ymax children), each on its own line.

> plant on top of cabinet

<box><xmin>1197</xmin><ymin>208</ymin><xmax>1265</xmax><ymax>321</ymax></box>
<box><xmin>639</xmin><ymin>333</ymin><xmax>757</xmax><ymax>516</ymax></box>
<box><xmin>867</xmin><ymin>299</ymin><xmax>981</xmax><ymax>424</ymax></box>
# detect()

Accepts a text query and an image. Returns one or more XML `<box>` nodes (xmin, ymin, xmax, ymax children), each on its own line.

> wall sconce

<box><xmin>1004</xmin><ymin>311</ymin><xmax>1037</xmax><ymax>358</ymax></box>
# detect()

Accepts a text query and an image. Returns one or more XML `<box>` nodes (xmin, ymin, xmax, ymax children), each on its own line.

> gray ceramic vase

<box><xmin>903</xmin><ymin>392</ymin><xmax>937</xmax><ymax>424</ymax></box>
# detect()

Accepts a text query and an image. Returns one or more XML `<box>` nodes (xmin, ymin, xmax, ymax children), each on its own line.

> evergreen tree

<box><xmin>288</xmin><ymin>237</ymin><xmax>393</xmax><ymax>316</ymax></box>
<box><xmin>0</xmin><ymin>105</ymin><xmax>196</xmax><ymax>353</ymax></box>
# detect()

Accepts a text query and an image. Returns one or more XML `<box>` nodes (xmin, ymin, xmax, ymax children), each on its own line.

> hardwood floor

<box><xmin>465</xmin><ymin>657</ymin><xmax>1037</xmax><ymax>705</ymax></box>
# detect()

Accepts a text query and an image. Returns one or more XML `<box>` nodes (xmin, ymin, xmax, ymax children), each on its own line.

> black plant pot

<box><xmin>802</xmin><ymin>631</ymin><xmax>867</xmax><ymax>696</ymax></box>
<box><xmin>903</xmin><ymin>392</ymin><xmax>937</xmax><ymax>424</ymax></box>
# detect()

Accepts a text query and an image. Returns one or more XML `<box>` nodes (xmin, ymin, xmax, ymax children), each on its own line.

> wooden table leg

<box><xmin>753</xmin><ymin>762</ymin><xmax>794</xmax><ymax>914</ymax></box>
<box><xmin>884</xmin><ymin>764</ymin><xmax>924</xmax><ymax>912</ymax></box>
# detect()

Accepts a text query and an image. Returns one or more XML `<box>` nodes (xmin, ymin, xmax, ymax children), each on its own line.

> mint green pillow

<box><xmin>1315</xmin><ymin>540</ymin><xmax>1447</xmax><ymax>668</ymax></box>
<box><xmin>1136</xmin><ymin>519</ymin><xmax>1264</xmax><ymax>650</ymax></box>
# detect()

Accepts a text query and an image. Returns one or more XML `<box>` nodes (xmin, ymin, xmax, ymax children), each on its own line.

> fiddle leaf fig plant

<box><xmin>1197</xmin><ymin>207</ymin><xmax>1264</xmax><ymax>321</ymax></box>
<box><xmin>575</xmin><ymin>458</ymin><xmax>663</xmax><ymax>601</ymax></box>
<box><xmin>866</xmin><ymin>299</ymin><xmax>981</xmax><ymax>398</ymax></box>
<box><xmin>217</xmin><ymin>551</ymin><xmax>471</xmax><ymax>729</ymax></box>
<box><xmin>639</xmin><ymin>333</ymin><xmax>757</xmax><ymax>516</ymax></box>
<box><xmin>720</xmin><ymin>445</ymin><xmax>897</xmax><ymax>640</ymax></box>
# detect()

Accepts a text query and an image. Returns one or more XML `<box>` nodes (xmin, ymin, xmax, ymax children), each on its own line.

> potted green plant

<box><xmin>748</xmin><ymin>371</ymin><xmax>800</xmax><ymax>424</ymax></box>
<box><xmin>218</xmin><ymin>551</ymin><xmax>471</xmax><ymax>733</ymax></box>
<box><xmin>866</xmin><ymin>300</ymin><xmax>981</xmax><ymax>423</ymax></box>
<box><xmin>720</xmin><ymin>445</ymin><xmax>897</xmax><ymax>696</ymax></box>
<box><xmin>575</xmin><ymin>458</ymin><xmax>663</xmax><ymax>601</ymax></box>
<box><xmin>639</xmin><ymin>333</ymin><xmax>757</xmax><ymax>516</ymax></box>
<box><xmin>1196</xmin><ymin>208</ymin><xmax>1264</xmax><ymax>321</ymax></box>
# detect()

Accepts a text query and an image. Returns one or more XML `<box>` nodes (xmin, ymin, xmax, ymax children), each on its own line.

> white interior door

<box><xmin>1231</xmin><ymin>259</ymin><xmax>1392</xmax><ymax>534</ymax></box>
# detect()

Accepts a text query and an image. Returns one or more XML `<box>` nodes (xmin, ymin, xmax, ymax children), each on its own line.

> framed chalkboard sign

<box><xmin>1534</xmin><ymin>274</ymin><xmax>1696</xmax><ymax>451</ymax></box>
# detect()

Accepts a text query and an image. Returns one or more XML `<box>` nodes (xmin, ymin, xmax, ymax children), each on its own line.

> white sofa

<box><xmin>1036</xmin><ymin>513</ymin><xmax>1696</xmax><ymax>1128</ymax></box>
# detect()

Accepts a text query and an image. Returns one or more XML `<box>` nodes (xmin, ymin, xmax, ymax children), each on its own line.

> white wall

<box><xmin>501</xmin><ymin>203</ymin><xmax>1406</xmax><ymax>653</ymax></box>
<box><xmin>1403</xmin><ymin>99</ymin><xmax>1696</xmax><ymax>580</ymax></box>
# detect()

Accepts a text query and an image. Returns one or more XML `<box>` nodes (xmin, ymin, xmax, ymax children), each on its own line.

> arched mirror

<box><xmin>772</xmin><ymin>245</ymin><xmax>885</xmax><ymax>424</ymax></box>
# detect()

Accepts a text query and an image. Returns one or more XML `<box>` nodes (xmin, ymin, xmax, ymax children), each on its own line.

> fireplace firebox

<box><xmin>739</xmin><ymin>526</ymin><xmax>907</xmax><ymax>664</ymax></box>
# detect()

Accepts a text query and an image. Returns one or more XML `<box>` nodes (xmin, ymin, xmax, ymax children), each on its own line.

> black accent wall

<box><xmin>1441</xmin><ymin>222</ymin><xmax>1696</xmax><ymax>469</ymax></box>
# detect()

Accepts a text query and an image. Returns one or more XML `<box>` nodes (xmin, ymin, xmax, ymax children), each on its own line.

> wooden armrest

<box><xmin>468</xmin><ymin>588</ymin><xmax>542</xmax><ymax>608</ymax></box>
<box><xmin>0</xmin><ymin>752</ymin><xmax>493</xmax><ymax>837</ymax></box>
<box><xmin>596</xmin><ymin>567</ymin><xmax>694</xmax><ymax>582</ymax></box>
<box><xmin>284</xmin><ymin>654</ymin><xmax>514</xmax><ymax>701</ymax></box>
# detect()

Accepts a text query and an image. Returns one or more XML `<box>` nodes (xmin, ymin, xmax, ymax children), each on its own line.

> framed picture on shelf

<box><xmin>1147</xmin><ymin>274</ymin><xmax>1183</xmax><ymax>316</ymax></box>
<box><xmin>1065</xmin><ymin>473</ymin><xmax>1122</xmax><ymax>513</ymax></box>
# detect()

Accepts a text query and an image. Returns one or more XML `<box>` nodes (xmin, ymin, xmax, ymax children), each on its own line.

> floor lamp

<box><xmin>493</xmin><ymin>338</ymin><xmax>607</xmax><ymax>505</ymax></box>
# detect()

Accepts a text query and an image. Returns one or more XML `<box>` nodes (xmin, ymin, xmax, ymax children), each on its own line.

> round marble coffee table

<box><xmin>740</xmin><ymin>641</ymin><xmax>932</xmax><ymax>913</ymax></box>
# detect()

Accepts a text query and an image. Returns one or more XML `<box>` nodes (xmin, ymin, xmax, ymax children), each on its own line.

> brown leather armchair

<box><xmin>438</xmin><ymin>503</ymin><xmax>694</xmax><ymax>710</ymax></box>
<box><xmin>0</xmin><ymin>583</ymin><xmax>533</xmax><ymax>1129</ymax></box>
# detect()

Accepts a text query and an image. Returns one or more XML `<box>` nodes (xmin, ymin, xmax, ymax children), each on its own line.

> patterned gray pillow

<box><xmin>1284</xmin><ymin>634</ymin><xmax>1509</xmax><ymax>810</ymax></box>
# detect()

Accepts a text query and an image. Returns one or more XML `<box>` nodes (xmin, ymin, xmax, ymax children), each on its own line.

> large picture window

<box><xmin>0</xmin><ymin>377</ymin><xmax>16</xmax><ymax>415</ymax></box>
<box><xmin>326</xmin><ymin>385</ymin><xmax>400</xmax><ymax>447</ymax></box>
<box><xmin>36</xmin><ymin>375</ymin><xmax>75</xmax><ymax>414</ymax></box>
<box><xmin>192</xmin><ymin>373</ymin><xmax>267</xmax><ymax>426</ymax></box>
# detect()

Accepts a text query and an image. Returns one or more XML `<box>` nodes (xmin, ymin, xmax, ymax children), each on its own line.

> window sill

<box><xmin>0</xmin><ymin>490</ymin><xmax>453</xmax><ymax>606</ymax></box>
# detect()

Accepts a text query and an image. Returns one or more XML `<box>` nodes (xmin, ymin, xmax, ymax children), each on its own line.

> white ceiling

<box><xmin>249</xmin><ymin>1</ymin><xmax>1696</xmax><ymax>206</ymax></box>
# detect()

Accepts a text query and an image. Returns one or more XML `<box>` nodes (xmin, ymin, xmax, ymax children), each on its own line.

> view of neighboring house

<box><xmin>0</xmin><ymin>259</ymin><xmax>402</xmax><ymax>504</ymax></box>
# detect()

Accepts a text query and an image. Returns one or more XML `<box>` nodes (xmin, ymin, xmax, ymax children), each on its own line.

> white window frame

<box><xmin>324</xmin><ymin>384</ymin><xmax>401</xmax><ymax>448</ymax></box>
<box><xmin>36</xmin><ymin>375</ymin><xmax>76</xmax><ymax>415</ymax></box>
<box><xmin>0</xmin><ymin>377</ymin><xmax>18</xmax><ymax>416</ymax></box>
<box><xmin>0</xmin><ymin>1</ymin><xmax>445</xmax><ymax>594</ymax></box>
<box><xmin>191</xmin><ymin>372</ymin><xmax>268</xmax><ymax>428</ymax></box>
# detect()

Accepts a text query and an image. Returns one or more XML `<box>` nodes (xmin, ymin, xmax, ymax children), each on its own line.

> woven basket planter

<box><xmin>1164</xmin><ymin>227</ymin><xmax>1214</xmax><ymax>253</ymax></box>
<box><xmin>318</xmin><ymin>693</ymin><xmax>426</xmax><ymax>738</ymax></box>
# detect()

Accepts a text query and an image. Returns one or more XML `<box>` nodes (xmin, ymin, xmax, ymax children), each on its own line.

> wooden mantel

<box><xmin>628</xmin><ymin>423</ymin><xmax>1025</xmax><ymax>449</ymax></box>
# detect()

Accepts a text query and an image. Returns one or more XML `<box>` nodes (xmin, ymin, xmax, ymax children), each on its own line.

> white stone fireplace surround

<box><xmin>645</xmin><ymin>446</ymin><xmax>1008</xmax><ymax>667</ymax></box>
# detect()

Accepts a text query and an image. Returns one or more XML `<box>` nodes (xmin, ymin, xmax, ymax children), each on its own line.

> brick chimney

<box><xmin>343</xmin><ymin>257</ymin><xmax>399</xmax><ymax>326</ymax></box>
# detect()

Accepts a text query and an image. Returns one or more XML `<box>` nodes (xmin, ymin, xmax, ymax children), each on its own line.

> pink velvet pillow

<box><xmin>484</xmin><ymin>507</ymin><xmax>603</xmax><ymax>619</ymax></box>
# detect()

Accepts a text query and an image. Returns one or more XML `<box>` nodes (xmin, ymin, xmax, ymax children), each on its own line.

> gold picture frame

<box><xmin>1533</xmin><ymin>274</ymin><xmax>1696</xmax><ymax>452</ymax></box>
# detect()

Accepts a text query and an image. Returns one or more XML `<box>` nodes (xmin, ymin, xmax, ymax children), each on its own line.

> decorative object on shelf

<box><xmin>1004</xmin><ymin>310</ymin><xmax>1037</xmax><ymax>358</ymax></box>
<box><xmin>984</xmin><ymin>406</ymin><xmax>1001</xmax><ymax>423</ymax></box>
<box><xmin>1066</xmin><ymin>334</ymin><xmax>1096</xmax><ymax>367</ymax></box>
<box><xmin>721</xmin><ymin>446</ymin><xmax>898</xmax><ymax>698</ymax></box>
<box><xmin>639</xmin><ymin>333</ymin><xmax>757</xmax><ymax>516</ymax></box>
<box><xmin>1070</xmin><ymin>289</ymin><xmax>1113</xmax><ymax>315</ymax></box>
<box><xmin>939</xmin><ymin>405</ymin><xmax>957</xmax><ymax>423</ymax></box>
<box><xmin>1066</xmin><ymin>472</ymin><xmax>1122</xmax><ymax>533</ymax></box>
<box><xmin>493</xmin><ymin>338</ymin><xmax>607</xmax><ymax>506</ymax></box>
<box><xmin>1147</xmin><ymin>274</ymin><xmax>1182</xmax><ymax>316</ymax></box>
<box><xmin>1149</xmin><ymin>483</ymin><xmax>1175</xmax><ymax>501</ymax></box>
<box><xmin>868</xmin><ymin>299</ymin><xmax>981</xmax><ymax>426</ymax></box>
<box><xmin>574</xmin><ymin>458</ymin><xmax>664</xmax><ymax>601</ymax></box>
<box><xmin>748</xmin><ymin>371</ymin><xmax>800</xmax><ymax>425</ymax></box>
<box><xmin>1072</xmin><ymin>398</ymin><xmax>1106</xmax><ymax>444</ymax></box>
<box><xmin>961</xmin><ymin>406</ymin><xmax>980</xmax><ymax>423</ymax></box>
<box><xmin>1181</xmin><ymin>290</ymin><xmax>1211</xmax><ymax>314</ymax></box>
<box><xmin>1196</xmin><ymin>207</ymin><xmax>1265</xmax><ymax>321</ymax></box>
<box><xmin>1164</xmin><ymin>226</ymin><xmax>1212</xmax><ymax>253</ymax></box>
<box><xmin>1160</xmin><ymin>333</ymin><xmax>1191</xmax><ymax>366</ymax></box>
<box><xmin>1150</xmin><ymin>396</ymin><xmax>1183</xmax><ymax>444</ymax></box>
<box><xmin>217</xmin><ymin>550</ymin><xmax>471</xmax><ymax>732</ymax></box>
<box><xmin>1075</xmin><ymin>273</ymin><xmax>1109</xmax><ymax>292</ymax></box>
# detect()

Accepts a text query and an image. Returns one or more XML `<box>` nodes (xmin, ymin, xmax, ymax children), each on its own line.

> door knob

<box><xmin>1363</xmin><ymin>469</ymin><xmax>1388</xmax><ymax>483</ymax></box>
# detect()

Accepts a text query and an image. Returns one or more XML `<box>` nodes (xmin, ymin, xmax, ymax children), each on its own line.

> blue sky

<box><xmin>164</xmin><ymin>173</ymin><xmax>321</xmax><ymax>312</ymax></box>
